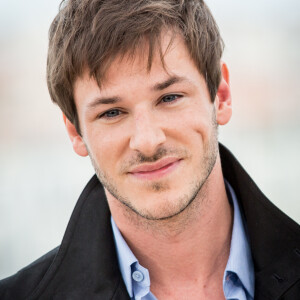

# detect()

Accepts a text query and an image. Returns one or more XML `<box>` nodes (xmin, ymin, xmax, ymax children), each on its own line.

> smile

<box><xmin>128</xmin><ymin>157</ymin><xmax>181</xmax><ymax>180</ymax></box>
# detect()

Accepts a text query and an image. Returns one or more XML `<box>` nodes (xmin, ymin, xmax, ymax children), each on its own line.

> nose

<box><xmin>129</xmin><ymin>112</ymin><xmax>166</xmax><ymax>157</ymax></box>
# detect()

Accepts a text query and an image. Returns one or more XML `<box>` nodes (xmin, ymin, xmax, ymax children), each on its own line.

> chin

<box><xmin>125</xmin><ymin>189</ymin><xmax>195</xmax><ymax>221</ymax></box>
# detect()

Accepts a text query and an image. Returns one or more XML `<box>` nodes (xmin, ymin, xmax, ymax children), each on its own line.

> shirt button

<box><xmin>132</xmin><ymin>270</ymin><xmax>144</xmax><ymax>282</ymax></box>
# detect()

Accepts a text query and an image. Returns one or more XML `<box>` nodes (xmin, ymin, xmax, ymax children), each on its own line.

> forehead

<box><xmin>73</xmin><ymin>32</ymin><xmax>202</xmax><ymax>101</ymax></box>
<box><xmin>102</xmin><ymin>33</ymin><xmax>195</xmax><ymax>86</ymax></box>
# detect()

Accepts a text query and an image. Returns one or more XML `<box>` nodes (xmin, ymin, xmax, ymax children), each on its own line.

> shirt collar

<box><xmin>224</xmin><ymin>180</ymin><xmax>255</xmax><ymax>298</ymax></box>
<box><xmin>111</xmin><ymin>181</ymin><xmax>255</xmax><ymax>299</ymax></box>
<box><xmin>111</xmin><ymin>217</ymin><xmax>137</xmax><ymax>297</ymax></box>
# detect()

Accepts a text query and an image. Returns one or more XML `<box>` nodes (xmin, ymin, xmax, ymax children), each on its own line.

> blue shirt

<box><xmin>111</xmin><ymin>181</ymin><xmax>254</xmax><ymax>299</ymax></box>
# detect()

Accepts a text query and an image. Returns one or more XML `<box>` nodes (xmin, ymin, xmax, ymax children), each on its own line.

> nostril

<box><xmin>129</xmin><ymin>123</ymin><xmax>166</xmax><ymax>154</ymax></box>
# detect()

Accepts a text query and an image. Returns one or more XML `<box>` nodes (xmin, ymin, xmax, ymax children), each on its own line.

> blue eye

<box><xmin>161</xmin><ymin>94</ymin><xmax>180</xmax><ymax>103</ymax></box>
<box><xmin>101</xmin><ymin>109</ymin><xmax>121</xmax><ymax>118</ymax></box>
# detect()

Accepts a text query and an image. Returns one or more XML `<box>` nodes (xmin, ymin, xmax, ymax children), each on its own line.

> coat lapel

<box><xmin>28</xmin><ymin>175</ymin><xmax>130</xmax><ymax>299</ymax></box>
<box><xmin>219</xmin><ymin>144</ymin><xmax>300</xmax><ymax>299</ymax></box>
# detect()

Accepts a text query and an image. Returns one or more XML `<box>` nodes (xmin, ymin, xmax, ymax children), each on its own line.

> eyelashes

<box><xmin>100</xmin><ymin>109</ymin><xmax>122</xmax><ymax>119</ymax></box>
<box><xmin>98</xmin><ymin>94</ymin><xmax>183</xmax><ymax>120</ymax></box>
<box><xmin>160</xmin><ymin>94</ymin><xmax>182</xmax><ymax>104</ymax></box>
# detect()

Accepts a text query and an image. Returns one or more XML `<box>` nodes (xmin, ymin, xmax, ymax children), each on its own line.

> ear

<box><xmin>63</xmin><ymin>114</ymin><xmax>88</xmax><ymax>157</ymax></box>
<box><xmin>215</xmin><ymin>62</ymin><xmax>232</xmax><ymax>125</ymax></box>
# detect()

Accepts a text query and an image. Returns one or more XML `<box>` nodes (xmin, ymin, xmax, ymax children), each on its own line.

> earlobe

<box><xmin>63</xmin><ymin>114</ymin><xmax>88</xmax><ymax>157</ymax></box>
<box><xmin>215</xmin><ymin>62</ymin><xmax>232</xmax><ymax>125</ymax></box>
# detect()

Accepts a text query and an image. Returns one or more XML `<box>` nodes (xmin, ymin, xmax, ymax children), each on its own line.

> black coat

<box><xmin>1</xmin><ymin>144</ymin><xmax>299</xmax><ymax>299</ymax></box>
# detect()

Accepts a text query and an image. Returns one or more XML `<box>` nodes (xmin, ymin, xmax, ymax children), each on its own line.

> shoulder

<box><xmin>219</xmin><ymin>144</ymin><xmax>300</xmax><ymax>298</ymax></box>
<box><xmin>0</xmin><ymin>246</ymin><xmax>59</xmax><ymax>300</ymax></box>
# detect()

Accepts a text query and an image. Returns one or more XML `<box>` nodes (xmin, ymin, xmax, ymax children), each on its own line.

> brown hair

<box><xmin>47</xmin><ymin>0</ymin><xmax>224</xmax><ymax>134</ymax></box>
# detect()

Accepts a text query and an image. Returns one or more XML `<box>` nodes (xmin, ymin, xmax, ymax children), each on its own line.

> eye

<box><xmin>99</xmin><ymin>109</ymin><xmax>122</xmax><ymax>119</ymax></box>
<box><xmin>160</xmin><ymin>94</ymin><xmax>182</xmax><ymax>104</ymax></box>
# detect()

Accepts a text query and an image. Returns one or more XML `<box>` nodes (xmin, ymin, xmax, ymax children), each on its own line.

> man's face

<box><xmin>72</xmin><ymin>34</ymin><xmax>224</xmax><ymax>220</ymax></box>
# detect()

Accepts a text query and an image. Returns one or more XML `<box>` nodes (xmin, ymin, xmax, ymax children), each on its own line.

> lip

<box><xmin>128</xmin><ymin>157</ymin><xmax>181</xmax><ymax>180</ymax></box>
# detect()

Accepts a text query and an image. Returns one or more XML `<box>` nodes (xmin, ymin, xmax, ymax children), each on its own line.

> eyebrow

<box><xmin>87</xmin><ymin>96</ymin><xmax>121</xmax><ymax>110</ymax></box>
<box><xmin>152</xmin><ymin>76</ymin><xmax>187</xmax><ymax>91</ymax></box>
<box><xmin>86</xmin><ymin>75</ymin><xmax>188</xmax><ymax>110</ymax></box>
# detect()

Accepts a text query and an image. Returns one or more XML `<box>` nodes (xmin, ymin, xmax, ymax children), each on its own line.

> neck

<box><xmin>108</xmin><ymin>156</ymin><xmax>233</xmax><ymax>295</ymax></box>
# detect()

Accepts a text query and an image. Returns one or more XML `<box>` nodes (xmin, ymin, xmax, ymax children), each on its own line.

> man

<box><xmin>1</xmin><ymin>0</ymin><xmax>299</xmax><ymax>299</ymax></box>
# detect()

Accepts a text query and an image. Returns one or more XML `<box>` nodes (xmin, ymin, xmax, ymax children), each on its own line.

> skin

<box><xmin>65</xmin><ymin>32</ymin><xmax>233</xmax><ymax>299</ymax></box>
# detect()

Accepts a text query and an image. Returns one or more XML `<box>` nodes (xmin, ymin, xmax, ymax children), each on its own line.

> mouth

<box><xmin>128</xmin><ymin>157</ymin><xmax>182</xmax><ymax>180</ymax></box>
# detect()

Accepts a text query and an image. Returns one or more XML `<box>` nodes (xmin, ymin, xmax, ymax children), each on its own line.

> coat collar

<box><xmin>219</xmin><ymin>144</ymin><xmax>300</xmax><ymax>299</ymax></box>
<box><xmin>29</xmin><ymin>176</ymin><xmax>130</xmax><ymax>299</ymax></box>
<box><xmin>30</xmin><ymin>144</ymin><xmax>300</xmax><ymax>299</ymax></box>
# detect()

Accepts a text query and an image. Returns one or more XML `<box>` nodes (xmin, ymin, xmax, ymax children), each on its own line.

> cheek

<box><xmin>169</xmin><ymin>106</ymin><xmax>213</xmax><ymax>142</ymax></box>
<box><xmin>85</xmin><ymin>126</ymin><xmax>128</xmax><ymax>168</ymax></box>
